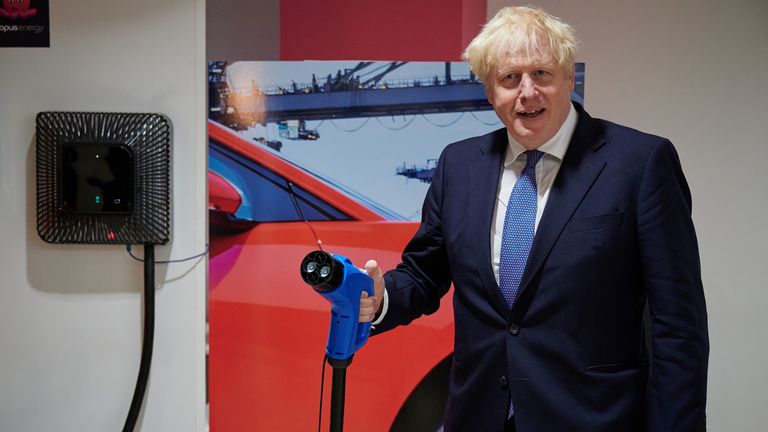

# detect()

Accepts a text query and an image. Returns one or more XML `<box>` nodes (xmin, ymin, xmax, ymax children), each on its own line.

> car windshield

<box><xmin>256</xmin><ymin>141</ymin><xmax>408</xmax><ymax>221</ymax></box>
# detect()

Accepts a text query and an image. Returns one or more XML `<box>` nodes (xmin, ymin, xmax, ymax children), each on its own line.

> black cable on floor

<box><xmin>123</xmin><ymin>244</ymin><xmax>155</xmax><ymax>432</ymax></box>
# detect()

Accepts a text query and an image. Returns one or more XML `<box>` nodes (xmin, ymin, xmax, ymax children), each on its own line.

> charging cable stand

<box><xmin>327</xmin><ymin>355</ymin><xmax>353</xmax><ymax>432</ymax></box>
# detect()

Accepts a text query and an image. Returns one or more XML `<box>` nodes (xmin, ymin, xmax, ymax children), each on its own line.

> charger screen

<box><xmin>61</xmin><ymin>143</ymin><xmax>134</xmax><ymax>214</ymax></box>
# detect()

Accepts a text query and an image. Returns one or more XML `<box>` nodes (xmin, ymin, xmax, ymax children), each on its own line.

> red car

<box><xmin>208</xmin><ymin>120</ymin><xmax>455</xmax><ymax>431</ymax></box>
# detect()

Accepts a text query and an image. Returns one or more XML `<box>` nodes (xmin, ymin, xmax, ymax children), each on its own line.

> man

<box><xmin>359</xmin><ymin>6</ymin><xmax>708</xmax><ymax>431</ymax></box>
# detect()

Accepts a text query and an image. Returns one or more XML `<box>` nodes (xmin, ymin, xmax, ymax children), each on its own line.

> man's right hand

<box><xmin>359</xmin><ymin>260</ymin><xmax>385</xmax><ymax>323</ymax></box>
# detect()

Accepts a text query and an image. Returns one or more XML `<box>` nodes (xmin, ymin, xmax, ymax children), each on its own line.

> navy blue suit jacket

<box><xmin>375</xmin><ymin>104</ymin><xmax>709</xmax><ymax>431</ymax></box>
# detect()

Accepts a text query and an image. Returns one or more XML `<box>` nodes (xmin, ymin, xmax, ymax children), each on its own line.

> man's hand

<box><xmin>359</xmin><ymin>260</ymin><xmax>385</xmax><ymax>322</ymax></box>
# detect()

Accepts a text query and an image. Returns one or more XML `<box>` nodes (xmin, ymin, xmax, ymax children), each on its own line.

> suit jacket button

<box><xmin>508</xmin><ymin>323</ymin><xmax>520</xmax><ymax>336</ymax></box>
<box><xmin>499</xmin><ymin>376</ymin><xmax>508</xmax><ymax>388</ymax></box>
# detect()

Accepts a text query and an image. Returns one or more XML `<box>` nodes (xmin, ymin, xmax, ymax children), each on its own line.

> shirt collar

<box><xmin>504</xmin><ymin>103</ymin><xmax>578</xmax><ymax>167</ymax></box>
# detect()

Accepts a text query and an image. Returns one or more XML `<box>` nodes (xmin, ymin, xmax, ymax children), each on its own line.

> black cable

<box><xmin>318</xmin><ymin>355</ymin><xmax>327</xmax><ymax>432</ymax></box>
<box><xmin>123</xmin><ymin>244</ymin><xmax>156</xmax><ymax>432</ymax></box>
<box><xmin>287</xmin><ymin>181</ymin><xmax>323</xmax><ymax>252</ymax></box>
<box><xmin>126</xmin><ymin>244</ymin><xmax>209</xmax><ymax>263</ymax></box>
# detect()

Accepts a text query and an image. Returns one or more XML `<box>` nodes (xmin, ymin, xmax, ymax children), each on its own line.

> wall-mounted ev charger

<box><xmin>36</xmin><ymin>111</ymin><xmax>172</xmax><ymax>431</ymax></box>
<box><xmin>36</xmin><ymin>111</ymin><xmax>171</xmax><ymax>244</ymax></box>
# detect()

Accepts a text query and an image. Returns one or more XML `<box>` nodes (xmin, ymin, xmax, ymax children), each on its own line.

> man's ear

<box><xmin>485</xmin><ymin>84</ymin><xmax>495</xmax><ymax>105</ymax></box>
<box><xmin>568</xmin><ymin>64</ymin><xmax>576</xmax><ymax>91</ymax></box>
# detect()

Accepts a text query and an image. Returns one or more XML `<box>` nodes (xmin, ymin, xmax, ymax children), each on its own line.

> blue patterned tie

<box><xmin>499</xmin><ymin>150</ymin><xmax>543</xmax><ymax>309</ymax></box>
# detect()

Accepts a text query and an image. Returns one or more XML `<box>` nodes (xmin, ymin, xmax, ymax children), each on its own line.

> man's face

<box><xmin>485</xmin><ymin>52</ymin><xmax>574</xmax><ymax>149</ymax></box>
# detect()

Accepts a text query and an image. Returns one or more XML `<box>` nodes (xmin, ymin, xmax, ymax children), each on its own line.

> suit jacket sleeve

<box><xmin>638</xmin><ymin>139</ymin><xmax>709</xmax><ymax>431</ymax></box>
<box><xmin>373</xmin><ymin>147</ymin><xmax>453</xmax><ymax>334</ymax></box>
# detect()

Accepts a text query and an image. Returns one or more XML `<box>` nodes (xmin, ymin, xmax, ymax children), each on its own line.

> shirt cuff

<box><xmin>371</xmin><ymin>287</ymin><xmax>389</xmax><ymax>326</ymax></box>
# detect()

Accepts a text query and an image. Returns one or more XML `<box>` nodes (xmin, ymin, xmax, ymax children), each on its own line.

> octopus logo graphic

<box><xmin>0</xmin><ymin>0</ymin><xmax>38</xmax><ymax>20</ymax></box>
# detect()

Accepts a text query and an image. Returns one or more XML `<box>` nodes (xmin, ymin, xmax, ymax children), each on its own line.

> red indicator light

<box><xmin>107</xmin><ymin>232</ymin><xmax>116</xmax><ymax>240</ymax></box>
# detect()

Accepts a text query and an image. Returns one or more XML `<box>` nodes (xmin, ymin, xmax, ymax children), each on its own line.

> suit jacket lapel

<box><xmin>515</xmin><ymin>107</ymin><xmax>607</xmax><ymax>302</ymax></box>
<box><xmin>468</xmin><ymin>129</ymin><xmax>513</xmax><ymax>317</ymax></box>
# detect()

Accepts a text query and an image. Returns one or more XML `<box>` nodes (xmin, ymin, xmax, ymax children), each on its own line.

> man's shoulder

<box><xmin>581</xmin><ymin>113</ymin><xmax>679</xmax><ymax>172</ymax></box>
<box><xmin>587</xmin><ymin>114</ymin><xmax>668</xmax><ymax>148</ymax></box>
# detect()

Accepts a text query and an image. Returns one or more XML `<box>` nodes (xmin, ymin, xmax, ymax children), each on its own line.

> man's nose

<box><xmin>519</xmin><ymin>74</ymin><xmax>537</xmax><ymax>99</ymax></box>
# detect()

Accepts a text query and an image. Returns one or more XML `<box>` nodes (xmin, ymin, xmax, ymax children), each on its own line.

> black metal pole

<box><xmin>327</xmin><ymin>356</ymin><xmax>353</xmax><ymax>432</ymax></box>
<box><xmin>330</xmin><ymin>366</ymin><xmax>346</xmax><ymax>432</ymax></box>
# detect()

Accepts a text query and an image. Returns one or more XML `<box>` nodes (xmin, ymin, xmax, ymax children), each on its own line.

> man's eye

<box><xmin>502</xmin><ymin>73</ymin><xmax>519</xmax><ymax>82</ymax></box>
<box><xmin>532</xmin><ymin>70</ymin><xmax>549</xmax><ymax>78</ymax></box>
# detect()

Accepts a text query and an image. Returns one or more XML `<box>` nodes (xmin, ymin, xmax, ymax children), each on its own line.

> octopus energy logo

<box><xmin>0</xmin><ymin>0</ymin><xmax>38</xmax><ymax>20</ymax></box>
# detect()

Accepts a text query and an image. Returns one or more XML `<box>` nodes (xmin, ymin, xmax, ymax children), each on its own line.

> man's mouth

<box><xmin>517</xmin><ymin>108</ymin><xmax>545</xmax><ymax>118</ymax></box>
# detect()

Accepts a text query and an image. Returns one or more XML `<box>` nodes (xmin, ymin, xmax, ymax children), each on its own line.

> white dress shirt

<box><xmin>491</xmin><ymin>105</ymin><xmax>578</xmax><ymax>284</ymax></box>
<box><xmin>374</xmin><ymin>104</ymin><xmax>579</xmax><ymax>325</ymax></box>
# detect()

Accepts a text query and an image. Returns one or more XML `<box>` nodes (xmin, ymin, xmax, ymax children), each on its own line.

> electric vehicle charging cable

<box><xmin>122</xmin><ymin>244</ymin><xmax>209</xmax><ymax>432</ymax></box>
<box><xmin>123</xmin><ymin>244</ymin><xmax>155</xmax><ymax>432</ymax></box>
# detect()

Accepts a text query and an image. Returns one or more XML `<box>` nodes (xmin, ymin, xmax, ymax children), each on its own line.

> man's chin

<box><xmin>510</xmin><ymin>129</ymin><xmax>543</xmax><ymax>148</ymax></box>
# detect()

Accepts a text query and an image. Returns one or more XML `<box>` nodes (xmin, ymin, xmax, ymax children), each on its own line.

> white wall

<box><xmin>487</xmin><ymin>0</ymin><xmax>768</xmax><ymax>429</ymax></box>
<box><xmin>0</xmin><ymin>1</ymin><xmax>207</xmax><ymax>431</ymax></box>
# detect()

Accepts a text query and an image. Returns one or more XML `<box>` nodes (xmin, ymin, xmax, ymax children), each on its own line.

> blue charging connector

<box><xmin>300</xmin><ymin>250</ymin><xmax>373</xmax><ymax>360</ymax></box>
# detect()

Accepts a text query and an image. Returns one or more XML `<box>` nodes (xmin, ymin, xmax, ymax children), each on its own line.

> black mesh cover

<box><xmin>36</xmin><ymin>112</ymin><xmax>171</xmax><ymax>244</ymax></box>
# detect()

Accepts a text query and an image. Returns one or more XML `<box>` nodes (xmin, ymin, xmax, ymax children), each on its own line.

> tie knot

<box><xmin>524</xmin><ymin>150</ymin><xmax>544</xmax><ymax>169</ymax></box>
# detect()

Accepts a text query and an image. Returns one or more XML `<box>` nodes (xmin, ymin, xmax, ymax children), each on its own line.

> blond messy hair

<box><xmin>463</xmin><ymin>6</ymin><xmax>577</xmax><ymax>83</ymax></box>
